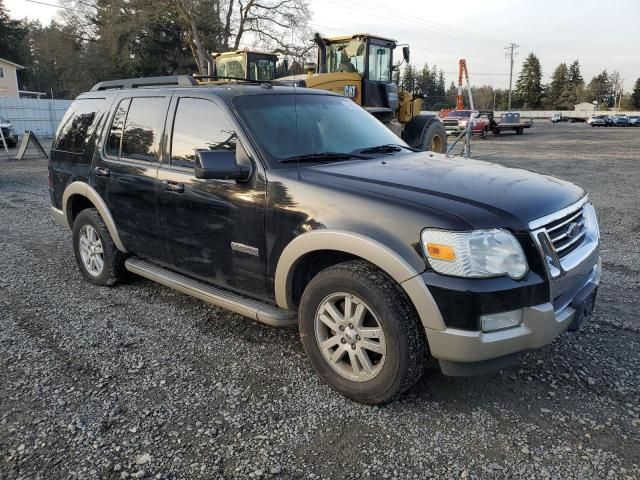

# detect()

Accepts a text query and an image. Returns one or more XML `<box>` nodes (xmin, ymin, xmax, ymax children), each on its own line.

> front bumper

<box><xmin>426</xmin><ymin>258</ymin><xmax>600</xmax><ymax>369</ymax></box>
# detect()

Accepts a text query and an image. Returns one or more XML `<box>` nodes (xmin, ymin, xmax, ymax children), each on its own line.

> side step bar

<box><xmin>125</xmin><ymin>257</ymin><xmax>297</xmax><ymax>327</ymax></box>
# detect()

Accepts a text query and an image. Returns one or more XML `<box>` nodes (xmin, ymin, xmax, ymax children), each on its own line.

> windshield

<box><xmin>233</xmin><ymin>94</ymin><xmax>406</xmax><ymax>168</ymax></box>
<box><xmin>216</xmin><ymin>55</ymin><xmax>245</xmax><ymax>79</ymax></box>
<box><xmin>326</xmin><ymin>39</ymin><xmax>365</xmax><ymax>75</ymax></box>
<box><xmin>247</xmin><ymin>55</ymin><xmax>276</xmax><ymax>81</ymax></box>
<box><xmin>367</xmin><ymin>44</ymin><xmax>392</xmax><ymax>81</ymax></box>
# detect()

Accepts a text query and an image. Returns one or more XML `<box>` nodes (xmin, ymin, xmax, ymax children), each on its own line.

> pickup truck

<box><xmin>49</xmin><ymin>76</ymin><xmax>601</xmax><ymax>404</ymax></box>
<box><xmin>441</xmin><ymin>110</ymin><xmax>490</xmax><ymax>138</ymax></box>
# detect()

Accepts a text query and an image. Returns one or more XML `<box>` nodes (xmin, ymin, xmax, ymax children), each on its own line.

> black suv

<box><xmin>49</xmin><ymin>76</ymin><xmax>601</xmax><ymax>404</ymax></box>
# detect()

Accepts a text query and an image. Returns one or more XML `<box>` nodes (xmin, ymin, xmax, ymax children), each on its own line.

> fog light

<box><xmin>480</xmin><ymin>310</ymin><xmax>523</xmax><ymax>332</ymax></box>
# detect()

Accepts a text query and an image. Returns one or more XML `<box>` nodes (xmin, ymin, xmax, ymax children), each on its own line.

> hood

<box><xmin>304</xmin><ymin>152</ymin><xmax>585</xmax><ymax>230</ymax></box>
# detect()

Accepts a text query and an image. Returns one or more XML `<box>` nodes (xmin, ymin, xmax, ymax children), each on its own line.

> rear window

<box><xmin>106</xmin><ymin>97</ymin><xmax>165</xmax><ymax>161</ymax></box>
<box><xmin>54</xmin><ymin>98</ymin><xmax>104</xmax><ymax>153</ymax></box>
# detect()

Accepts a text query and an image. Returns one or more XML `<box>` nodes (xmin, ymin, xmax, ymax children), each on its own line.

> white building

<box><xmin>0</xmin><ymin>57</ymin><xmax>23</xmax><ymax>98</ymax></box>
<box><xmin>574</xmin><ymin>102</ymin><xmax>596</xmax><ymax>112</ymax></box>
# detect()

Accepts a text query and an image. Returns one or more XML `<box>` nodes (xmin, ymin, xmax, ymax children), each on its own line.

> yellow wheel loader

<box><xmin>198</xmin><ymin>50</ymin><xmax>279</xmax><ymax>83</ymax></box>
<box><xmin>279</xmin><ymin>33</ymin><xmax>447</xmax><ymax>153</ymax></box>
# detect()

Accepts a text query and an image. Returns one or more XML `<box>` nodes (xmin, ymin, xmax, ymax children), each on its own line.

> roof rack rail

<box><xmin>193</xmin><ymin>75</ymin><xmax>286</xmax><ymax>86</ymax></box>
<box><xmin>90</xmin><ymin>75</ymin><xmax>199</xmax><ymax>91</ymax></box>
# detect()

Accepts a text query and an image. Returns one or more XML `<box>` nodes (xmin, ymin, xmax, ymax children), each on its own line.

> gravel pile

<box><xmin>1</xmin><ymin>123</ymin><xmax>639</xmax><ymax>479</ymax></box>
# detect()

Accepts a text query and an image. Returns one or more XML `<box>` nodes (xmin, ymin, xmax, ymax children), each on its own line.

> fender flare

<box><xmin>401</xmin><ymin>114</ymin><xmax>440</xmax><ymax>149</ymax></box>
<box><xmin>274</xmin><ymin>230</ymin><xmax>445</xmax><ymax>331</ymax></box>
<box><xmin>61</xmin><ymin>181</ymin><xmax>128</xmax><ymax>253</ymax></box>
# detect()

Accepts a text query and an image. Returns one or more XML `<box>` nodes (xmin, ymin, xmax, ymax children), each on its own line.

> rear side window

<box><xmin>170</xmin><ymin>97</ymin><xmax>237</xmax><ymax>168</ymax></box>
<box><xmin>106</xmin><ymin>97</ymin><xmax>165</xmax><ymax>161</ymax></box>
<box><xmin>106</xmin><ymin>98</ymin><xmax>130</xmax><ymax>157</ymax></box>
<box><xmin>54</xmin><ymin>98</ymin><xmax>104</xmax><ymax>153</ymax></box>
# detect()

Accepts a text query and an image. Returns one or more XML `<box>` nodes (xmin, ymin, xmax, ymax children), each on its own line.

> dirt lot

<box><xmin>1</xmin><ymin>122</ymin><xmax>639</xmax><ymax>479</ymax></box>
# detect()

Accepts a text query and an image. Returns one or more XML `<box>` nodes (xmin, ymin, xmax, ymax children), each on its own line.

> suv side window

<box><xmin>121</xmin><ymin>97</ymin><xmax>165</xmax><ymax>162</ymax></box>
<box><xmin>106</xmin><ymin>98</ymin><xmax>130</xmax><ymax>157</ymax></box>
<box><xmin>170</xmin><ymin>97</ymin><xmax>237</xmax><ymax>168</ymax></box>
<box><xmin>54</xmin><ymin>98</ymin><xmax>104</xmax><ymax>153</ymax></box>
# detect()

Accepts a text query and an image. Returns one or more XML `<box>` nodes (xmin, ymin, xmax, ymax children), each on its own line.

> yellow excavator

<box><xmin>279</xmin><ymin>33</ymin><xmax>447</xmax><ymax>153</ymax></box>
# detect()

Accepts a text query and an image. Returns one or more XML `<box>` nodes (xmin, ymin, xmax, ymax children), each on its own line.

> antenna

<box><xmin>504</xmin><ymin>43</ymin><xmax>519</xmax><ymax>111</ymax></box>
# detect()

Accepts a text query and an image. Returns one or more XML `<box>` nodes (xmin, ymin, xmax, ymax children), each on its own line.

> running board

<box><xmin>125</xmin><ymin>257</ymin><xmax>297</xmax><ymax>327</ymax></box>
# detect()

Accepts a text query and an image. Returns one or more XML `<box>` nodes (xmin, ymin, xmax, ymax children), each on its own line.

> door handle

<box><xmin>162</xmin><ymin>180</ymin><xmax>184</xmax><ymax>193</ymax></box>
<box><xmin>94</xmin><ymin>166</ymin><xmax>110</xmax><ymax>177</ymax></box>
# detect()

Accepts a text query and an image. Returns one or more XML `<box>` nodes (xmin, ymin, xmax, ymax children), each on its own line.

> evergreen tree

<box><xmin>547</xmin><ymin>63</ymin><xmax>569</xmax><ymax>109</ymax></box>
<box><xmin>632</xmin><ymin>78</ymin><xmax>640</xmax><ymax>109</ymax></box>
<box><xmin>401</xmin><ymin>64</ymin><xmax>415</xmax><ymax>94</ymax></box>
<box><xmin>587</xmin><ymin>70</ymin><xmax>613</xmax><ymax>108</ymax></box>
<box><xmin>567</xmin><ymin>60</ymin><xmax>583</xmax><ymax>86</ymax></box>
<box><xmin>514</xmin><ymin>52</ymin><xmax>543</xmax><ymax>108</ymax></box>
<box><xmin>0</xmin><ymin>0</ymin><xmax>26</xmax><ymax>61</ymax></box>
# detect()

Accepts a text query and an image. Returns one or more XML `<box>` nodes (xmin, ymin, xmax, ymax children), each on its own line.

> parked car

<box><xmin>628</xmin><ymin>116</ymin><xmax>640</xmax><ymax>126</ymax></box>
<box><xmin>611</xmin><ymin>115</ymin><xmax>630</xmax><ymax>127</ymax></box>
<box><xmin>0</xmin><ymin>116</ymin><xmax>18</xmax><ymax>147</ymax></box>
<box><xmin>442</xmin><ymin>110</ymin><xmax>490</xmax><ymax>138</ymax></box>
<box><xmin>586</xmin><ymin>115</ymin><xmax>609</xmax><ymax>127</ymax></box>
<box><xmin>49</xmin><ymin>75</ymin><xmax>602</xmax><ymax>404</ymax></box>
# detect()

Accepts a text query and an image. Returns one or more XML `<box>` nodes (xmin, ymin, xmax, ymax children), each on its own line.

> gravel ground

<box><xmin>1</xmin><ymin>123</ymin><xmax>639</xmax><ymax>479</ymax></box>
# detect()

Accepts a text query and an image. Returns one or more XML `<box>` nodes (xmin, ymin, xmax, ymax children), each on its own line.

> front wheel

<box><xmin>421</xmin><ymin>121</ymin><xmax>447</xmax><ymax>153</ymax></box>
<box><xmin>299</xmin><ymin>261</ymin><xmax>427</xmax><ymax>404</ymax></box>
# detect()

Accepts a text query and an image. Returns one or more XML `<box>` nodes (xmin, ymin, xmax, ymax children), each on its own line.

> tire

<box><xmin>481</xmin><ymin>127</ymin><xmax>488</xmax><ymax>139</ymax></box>
<box><xmin>516</xmin><ymin>127</ymin><xmax>524</xmax><ymax>135</ymax></box>
<box><xmin>72</xmin><ymin>208</ymin><xmax>126</xmax><ymax>286</ymax></box>
<box><xmin>420</xmin><ymin>121</ymin><xmax>447</xmax><ymax>153</ymax></box>
<box><xmin>299</xmin><ymin>260</ymin><xmax>428</xmax><ymax>404</ymax></box>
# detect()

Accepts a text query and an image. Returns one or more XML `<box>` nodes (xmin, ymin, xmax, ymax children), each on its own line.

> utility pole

<box><xmin>505</xmin><ymin>43</ymin><xmax>519</xmax><ymax>111</ymax></box>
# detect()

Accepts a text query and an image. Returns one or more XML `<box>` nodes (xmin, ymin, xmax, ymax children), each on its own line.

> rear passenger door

<box><xmin>156</xmin><ymin>95</ymin><xmax>268</xmax><ymax>299</ymax></box>
<box><xmin>92</xmin><ymin>94</ymin><xmax>169</xmax><ymax>259</ymax></box>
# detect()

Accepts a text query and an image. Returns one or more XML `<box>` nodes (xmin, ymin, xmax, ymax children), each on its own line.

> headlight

<box><xmin>459</xmin><ymin>120</ymin><xmax>468</xmax><ymax>127</ymax></box>
<box><xmin>421</xmin><ymin>228</ymin><xmax>528</xmax><ymax>279</ymax></box>
<box><xmin>583</xmin><ymin>202</ymin><xmax>600</xmax><ymax>240</ymax></box>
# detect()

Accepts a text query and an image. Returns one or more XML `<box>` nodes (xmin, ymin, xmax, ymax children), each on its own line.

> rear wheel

<box><xmin>421</xmin><ymin>121</ymin><xmax>447</xmax><ymax>153</ymax></box>
<box><xmin>299</xmin><ymin>260</ymin><xmax>427</xmax><ymax>404</ymax></box>
<box><xmin>72</xmin><ymin>208</ymin><xmax>126</xmax><ymax>286</ymax></box>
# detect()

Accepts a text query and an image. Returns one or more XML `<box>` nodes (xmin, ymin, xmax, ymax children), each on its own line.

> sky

<box><xmin>5</xmin><ymin>0</ymin><xmax>640</xmax><ymax>90</ymax></box>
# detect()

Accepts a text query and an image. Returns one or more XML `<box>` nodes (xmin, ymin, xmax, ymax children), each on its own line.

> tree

<box><xmin>471</xmin><ymin>85</ymin><xmax>495</xmax><ymax>110</ymax></box>
<box><xmin>632</xmin><ymin>78</ymin><xmax>640</xmax><ymax>109</ymax></box>
<box><xmin>0</xmin><ymin>0</ymin><xmax>26</xmax><ymax>61</ymax></box>
<box><xmin>514</xmin><ymin>52</ymin><xmax>543</xmax><ymax>108</ymax></box>
<box><xmin>401</xmin><ymin>64</ymin><xmax>415</xmax><ymax>94</ymax></box>
<box><xmin>587</xmin><ymin>70</ymin><xmax>613</xmax><ymax>108</ymax></box>
<box><xmin>547</xmin><ymin>63</ymin><xmax>569</xmax><ymax>109</ymax></box>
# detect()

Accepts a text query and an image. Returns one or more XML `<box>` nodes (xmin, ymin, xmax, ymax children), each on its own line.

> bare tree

<box><xmin>175</xmin><ymin>0</ymin><xmax>311</xmax><ymax>73</ymax></box>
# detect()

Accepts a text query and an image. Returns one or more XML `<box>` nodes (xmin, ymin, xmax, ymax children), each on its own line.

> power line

<box><xmin>321</xmin><ymin>0</ymin><xmax>509</xmax><ymax>47</ymax></box>
<box><xmin>23</xmin><ymin>0</ymin><xmax>83</xmax><ymax>12</ymax></box>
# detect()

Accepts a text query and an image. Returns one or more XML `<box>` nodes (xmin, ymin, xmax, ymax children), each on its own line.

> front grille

<box><xmin>443</xmin><ymin>120</ymin><xmax>460</xmax><ymax>127</ymax></box>
<box><xmin>543</xmin><ymin>205</ymin><xmax>587</xmax><ymax>258</ymax></box>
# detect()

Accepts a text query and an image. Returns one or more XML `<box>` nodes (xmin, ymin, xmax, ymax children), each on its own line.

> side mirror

<box><xmin>195</xmin><ymin>150</ymin><xmax>250</xmax><ymax>181</ymax></box>
<box><xmin>402</xmin><ymin>46</ymin><xmax>410</xmax><ymax>63</ymax></box>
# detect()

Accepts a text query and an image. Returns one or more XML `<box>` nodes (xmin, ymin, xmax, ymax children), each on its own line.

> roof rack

<box><xmin>90</xmin><ymin>75</ymin><xmax>199</xmax><ymax>91</ymax></box>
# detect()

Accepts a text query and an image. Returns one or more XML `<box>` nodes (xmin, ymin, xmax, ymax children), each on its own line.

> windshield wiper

<box><xmin>279</xmin><ymin>152</ymin><xmax>368</xmax><ymax>164</ymax></box>
<box><xmin>354</xmin><ymin>144</ymin><xmax>421</xmax><ymax>155</ymax></box>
